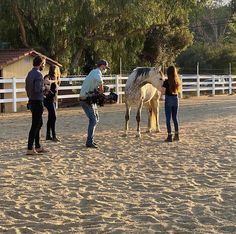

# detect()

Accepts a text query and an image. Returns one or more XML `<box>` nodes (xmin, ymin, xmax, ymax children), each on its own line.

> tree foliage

<box><xmin>176</xmin><ymin>0</ymin><xmax>236</xmax><ymax>74</ymax></box>
<box><xmin>0</xmin><ymin>0</ymin><xmax>209</xmax><ymax>74</ymax></box>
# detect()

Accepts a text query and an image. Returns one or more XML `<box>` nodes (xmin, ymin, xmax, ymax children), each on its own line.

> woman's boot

<box><xmin>46</xmin><ymin>123</ymin><xmax>52</xmax><ymax>140</ymax></box>
<box><xmin>46</xmin><ymin>130</ymin><xmax>52</xmax><ymax>140</ymax></box>
<box><xmin>52</xmin><ymin>136</ymin><xmax>60</xmax><ymax>142</ymax></box>
<box><xmin>173</xmin><ymin>133</ymin><xmax>179</xmax><ymax>141</ymax></box>
<box><xmin>165</xmin><ymin>134</ymin><xmax>172</xmax><ymax>142</ymax></box>
<box><xmin>46</xmin><ymin>135</ymin><xmax>53</xmax><ymax>140</ymax></box>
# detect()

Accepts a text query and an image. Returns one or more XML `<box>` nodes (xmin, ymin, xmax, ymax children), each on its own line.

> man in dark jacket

<box><xmin>25</xmin><ymin>55</ymin><xmax>48</xmax><ymax>155</ymax></box>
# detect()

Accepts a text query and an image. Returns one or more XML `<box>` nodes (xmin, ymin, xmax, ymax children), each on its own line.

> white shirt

<box><xmin>80</xmin><ymin>68</ymin><xmax>103</xmax><ymax>97</ymax></box>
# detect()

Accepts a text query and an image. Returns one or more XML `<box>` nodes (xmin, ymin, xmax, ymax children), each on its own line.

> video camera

<box><xmin>87</xmin><ymin>86</ymin><xmax>118</xmax><ymax>106</ymax></box>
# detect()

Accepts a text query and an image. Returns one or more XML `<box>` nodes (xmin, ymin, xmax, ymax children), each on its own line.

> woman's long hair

<box><xmin>167</xmin><ymin>65</ymin><xmax>181</xmax><ymax>94</ymax></box>
<box><xmin>48</xmin><ymin>65</ymin><xmax>61</xmax><ymax>85</ymax></box>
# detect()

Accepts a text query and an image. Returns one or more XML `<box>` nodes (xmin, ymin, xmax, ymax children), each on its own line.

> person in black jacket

<box><xmin>25</xmin><ymin>55</ymin><xmax>48</xmax><ymax>155</ymax></box>
<box><xmin>161</xmin><ymin>65</ymin><xmax>182</xmax><ymax>142</ymax></box>
<box><xmin>43</xmin><ymin>65</ymin><xmax>61</xmax><ymax>142</ymax></box>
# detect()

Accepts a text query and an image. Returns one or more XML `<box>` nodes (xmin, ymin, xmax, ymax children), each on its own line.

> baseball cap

<box><xmin>97</xmin><ymin>59</ymin><xmax>110</xmax><ymax>69</ymax></box>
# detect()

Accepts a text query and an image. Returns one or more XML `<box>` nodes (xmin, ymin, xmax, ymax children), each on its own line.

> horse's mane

<box><xmin>134</xmin><ymin>67</ymin><xmax>151</xmax><ymax>82</ymax></box>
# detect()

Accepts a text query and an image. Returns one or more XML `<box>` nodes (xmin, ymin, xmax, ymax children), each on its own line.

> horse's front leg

<box><xmin>136</xmin><ymin>101</ymin><xmax>143</xmax><ymax>137</ymax></box>
<box><xmin>151</xmin><ymin>93</ymin><xmax>161</xmax><ymax>133</ymax></box>
<box><xmin>124</xmin><ymin>103</ymin><xmax>131</xmax><ymax>137</ymax></box>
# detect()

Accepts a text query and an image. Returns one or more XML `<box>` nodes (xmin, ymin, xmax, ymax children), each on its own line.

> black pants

<box><xmin>44</xmin><ymin>100</ymin><xmax>57</xmax><ymax>138</ymax></box>
<box><xmin>28</xmin><ymin>100</ymin><xmax>44</xmax><ymax>150</ymax></box>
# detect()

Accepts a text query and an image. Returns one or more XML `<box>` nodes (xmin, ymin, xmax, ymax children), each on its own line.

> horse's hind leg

<box><xmin>155</xmin><ymin>96</ymin><xmax>161</xmax><ymax>132</ymax></box>
<box><xmin>136</xmin><ymin>102</ymin><xmax>143</xmax><ymax>137</ymax></box>
<box><xmin>147</xmin><ymin>103</ymin><xmax>152</xmax><ymax>133</ymax></box>
<box><xmin>124</xmin><ymin>103</ymin><xmax>131</xmax><ymax>136</ymax></box>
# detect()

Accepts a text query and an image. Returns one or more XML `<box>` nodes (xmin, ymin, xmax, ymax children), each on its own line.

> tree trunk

<box><xmin>12</xmin><ymin>0</ymin><xmax>29</xmax><ymax>47</ymax></box>
<box><xmin>70</xmin><ymin>46</ymin><xmax>84</xmax><ymax>75</ymax></box>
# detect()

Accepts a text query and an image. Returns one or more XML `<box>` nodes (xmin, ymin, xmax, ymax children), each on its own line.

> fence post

<box><xmin>229</xmin><ymin>75</ymin><xmax>232</xmax><ymax>95</ymax></box>
<box><xmin>69</xmin><ymin>77</ymin><xmax>73</xmax><ymax>85</ymax></box>
<box><xmin>115</xmin><ymin>75</ymin><xmax>120</xmax><ymax>103</ymax></box>
<box><xmin>180</xmin><ymin>75</ymin><xmax>183</xmax><ymax>98</ymax></box>
<box><xmin>212</xmin><ymin>75</ymin><xmax>215</xmax><ymax>96</ymax></box>
<box><xmin>197</xmin><ymin>75</ymin><xmax>200</xmax><ymax>97</ymax></box>
<box><xmin>221</xmin><ymin>76</ymin><xmax>225</xmax><ymax>94</ymax></box>
<box><xmin>12</xmin><ymin>77</ymin><xmax>17</xmax><ymax>112</ymax></box>
<box><xmin>229</xmin><ymin>63</ymin><xmax>232</xmax><ymax>95</ymax></box>
<box><xmin>55</xmin><ymin>98</ymin><xmax>58</xmax><ymax>109</ymax></box>
<box><xmin>196</xmin><ymin>62</ymin><xmax>200</xmax><ymax>97</ymax></box>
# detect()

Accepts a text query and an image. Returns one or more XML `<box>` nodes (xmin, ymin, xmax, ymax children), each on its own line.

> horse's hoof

<box><xmin>136</xmin><ymin>134</ymin><xmax>141</xmax><ymax>138</ymax></box>
<box><xmin>156</xmin><ymin>129</ymin><xmax>161</xmax><ymax>133</ymax></box>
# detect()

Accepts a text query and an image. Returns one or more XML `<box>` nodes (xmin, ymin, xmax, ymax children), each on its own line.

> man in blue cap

<box><xmin>79</xmin><ymin>59</ymin><xmax>110</xmax><ymax>148</ymax></box>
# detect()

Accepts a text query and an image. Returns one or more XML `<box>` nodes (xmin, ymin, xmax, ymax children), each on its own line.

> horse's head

<box><xmin>147</xmin><ymin>66</ymin><xmax>165</xmax><ymax>91</ymax></box>
<box><xmin>126</xmin><ymin>66</ymin><xmax>165</xmax><ymax>92</ymax></box>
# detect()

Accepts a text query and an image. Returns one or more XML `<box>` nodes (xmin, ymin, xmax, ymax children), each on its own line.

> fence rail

<box><xmin>0</xmin><ymin>74</ymin><xmax>236</xmax><ymax>112</ymax></box>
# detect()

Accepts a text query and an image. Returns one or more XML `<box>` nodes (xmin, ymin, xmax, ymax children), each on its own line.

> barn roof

<box><xmin>0</xmin><ymin>48</ymin><xmax>62</xmax><ymax>69</ymax></box>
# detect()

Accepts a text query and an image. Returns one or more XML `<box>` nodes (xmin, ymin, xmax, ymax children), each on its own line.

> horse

<box><xmin>124</xmin><ymin>66</ymin><xmax>164</xmax><ymax>137</ymax></box>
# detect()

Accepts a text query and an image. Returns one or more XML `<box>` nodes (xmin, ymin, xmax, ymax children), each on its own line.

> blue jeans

<box><xmin>80</xmin><ymin>101</ymin><xmax>99</xmax><ymax>145</ymax></box>
<box><xmin>165</xmin><ymin>95</ymin><xmax>179</xmax><ymax>135</ymax></box>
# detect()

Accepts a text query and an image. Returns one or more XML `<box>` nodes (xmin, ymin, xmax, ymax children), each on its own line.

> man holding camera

<box><xmin>79</xmin><ymin>59</ymin><xmax>110</xmax><ymax>148</ymax></box>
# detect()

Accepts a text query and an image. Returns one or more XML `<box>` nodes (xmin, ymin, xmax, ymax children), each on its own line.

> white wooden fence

<box><xmin>0</xmin><ymin>74</ymin><xmax>236</xmax><ymax>112</ymax></box>
<box><xmin>180</xmin><ymin>74</ymin><xmax>236</xmax><ymax>98</ymax></box>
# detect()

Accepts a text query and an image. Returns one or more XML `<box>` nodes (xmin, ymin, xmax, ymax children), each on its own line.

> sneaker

<box><xmin>86</xmin><ymin>143</ymin><xmax>98</xmax><ymax>148</ymax></box>
<box><xmin>35</xmin><ymin>147</ymin><xmax>48</xmax><ymax>153</ymax></box>
<box><xmin>26</xmin><ymin>148</ymin><xmax>38</xmax><ymax>155</ymax></box>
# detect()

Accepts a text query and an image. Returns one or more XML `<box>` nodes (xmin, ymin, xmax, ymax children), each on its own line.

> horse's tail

<box><xmin>149</xmin><ymin>102</ymin><xmax>157</xmax><ymax>131</ymax></box>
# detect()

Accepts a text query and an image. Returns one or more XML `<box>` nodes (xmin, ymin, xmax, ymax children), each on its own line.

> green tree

<box><xmin>177</xmin><ymin>0</ymin><xmax>236</xmax><ymax>74</ymax></box>
<box><xmin>0</xmin><ymin>0</ymin><xmax>202</xmax><ymax>74</ymax></box>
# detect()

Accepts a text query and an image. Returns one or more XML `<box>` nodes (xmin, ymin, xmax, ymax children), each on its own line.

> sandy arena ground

<box><xmin>0</xmin><ymin>95</ymin><xmax>236</xmax><ymax>234</ymax></box>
